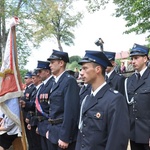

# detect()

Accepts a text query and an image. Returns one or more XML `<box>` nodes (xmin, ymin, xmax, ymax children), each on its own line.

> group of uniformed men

<box><xmin>18</xmin><ymin>43</ymin><xmax>150</xmax><ymax>150</ymax></box>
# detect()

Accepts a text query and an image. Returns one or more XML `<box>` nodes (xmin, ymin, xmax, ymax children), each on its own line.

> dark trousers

<box><xmin>24</xmin><ymin>122</ymin><xmax>42</xmax><ymax>150</ymax></box>
<box><xmin>40</xmin><ymin>136</ymin><xmax>51</xmax><ymax>150</ymax></box>
<box><xmin>49</xmin><ymin>141</ymin><xmax>76</xmax><ymax>150</ymax></box>
<box><xmin>24</xmin><ymin>121</ymin><xmax>33</xmax><ymax>150</ymax></box>
<box><xmin>130</xmin><ymin>140</ymin><xmax>150</xmax><ymax>150</ymax></box>
<box><xmin>29</xmin><ymin>126</ymin><xmax>42</xmax><ymax>150</ymax></box>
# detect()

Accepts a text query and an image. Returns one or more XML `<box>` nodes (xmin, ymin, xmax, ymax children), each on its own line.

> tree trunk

<box><xmin>57</xmin><ymin>38</ymin><xmax>63</xmax><ymax>51</ymax></box>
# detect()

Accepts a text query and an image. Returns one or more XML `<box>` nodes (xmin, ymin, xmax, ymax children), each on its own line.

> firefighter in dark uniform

<box><xmin>35</xmin><ymin>60</ymin><xmax>53</xmax><ymax>150</ymax></box>
<box><xmin>21</xmin><ymin>71</ymin><xmax>36</xmax><ymax>150</ymax></box>
<box><xmin>25</xmin><ymin>69</ymin><xmax>42</xmax><ymax>150</ymax></box>
<box><xmin>24</xmin><ymin>69</ymin><xmax>43</xmax><ymax>121</ymax></box>
<box><xmin>46</xmin><ymin>50</ymin><xmax>80</xmax><ymax>150</ymax></box>
<box><xmin>125</xmin><ymin>43</ymin><xmax>150</xmax><ymax>150</ymax></box>
<box><xmin>75</xmin><ymin>50</ymin><xmax>130</xmax><ymax>150</ymax></box>
<box><xmin>104</xmin><ymin>51</ymin><xmax>125</xmax><ymax>95</ymax></box>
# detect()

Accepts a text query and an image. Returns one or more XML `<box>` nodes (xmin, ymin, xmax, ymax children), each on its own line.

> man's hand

<box><xmin>36</xmin><ymin>127</ymin><xmax>39</xmax><ymax>134</ymax></box>
<box><xmin>20</xmin><ymin>100</ymin><xmax>26</xmax><ymax>108</ymax></box>
<box><xmin>25</xmin><ymin>118</ymin><xmax>29</xmax><ymax>124</ymax></box>
<box><xmin>27</xmin><ymin>124</ymin><xmax>31</xmax><ymax>130</ymax></box>
<box><xmin>149</xmin><ymin>138</ymin><xmax>150</xmax><ymax>147</ymax></box>
<box><xmin>58</xmin><ymin>139</ymin><xmax>69</xmax><ymax>149</ymax></box>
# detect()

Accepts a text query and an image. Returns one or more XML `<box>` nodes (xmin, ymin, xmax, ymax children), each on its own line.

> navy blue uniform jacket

<box><xmin>48</xmin><ymin>71</ymin><xmax>80</xmax><ymax>144</ymax></box>
<box><xmin>37</xmin><ymin>77</ymin><xmax>53</xmax><ymax>137</ymax></box>
<box><xmin>79</xmin><ymin>84</ymin><xmax>91</xmax><ymax>104</ymax></box>
<box><xmin>127</xmin><ymin>68</ymin><xmax>150</xmax><ymax>143</ymax></box>
<box><xmin>75</xmin><ymin>84</ymin><xmax>130</xmax><ymax>150</ymax></box>
<box><xmin>22</xmin><ymin>84</ymin><xmax>36</xmax><ymax>117</ymax></box>
<box><xmin>22</xmin><ymin>84</ymin><xmax>36</xmax><ymax>104</ymax></box>
<box><xmin>107</xmin><ymin>70</ymin><xmax>125</xmax><ymax>95</ymax></box>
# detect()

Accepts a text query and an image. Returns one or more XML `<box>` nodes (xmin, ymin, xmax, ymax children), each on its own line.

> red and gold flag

<box><xmin>0</xmin><ymin>17</ymin><xmax>27</xmax><ymax>150</ymax></box>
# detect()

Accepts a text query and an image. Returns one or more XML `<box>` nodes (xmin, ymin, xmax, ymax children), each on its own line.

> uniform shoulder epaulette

<box><xmin>109</xmin><ymin>88</ymin><xmax>119</xmax><ymax>94</ymax></box>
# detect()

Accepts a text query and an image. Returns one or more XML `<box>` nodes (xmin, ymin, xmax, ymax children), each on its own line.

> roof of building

<box><xmin>115</xmin><ymin>51</ymin><xmax>130</xmax><ymax>59</ymax></box>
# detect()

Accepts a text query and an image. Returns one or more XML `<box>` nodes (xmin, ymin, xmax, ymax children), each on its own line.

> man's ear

<box><xmin>95</xmin><ymin>65</ymin><xmax>101</xmax><ymax>74</ymax></box>
<box><xmin>59</xmin><ymin>60</ymin><xmax>64</xmax><ymax>66</ymax></box>
<box><xmin>144</xmin><ymin>56</ymin><xmax>148</xmax><ymax>63</ymax></box>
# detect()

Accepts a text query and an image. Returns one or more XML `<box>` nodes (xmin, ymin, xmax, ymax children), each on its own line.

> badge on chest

<box><xmin>40</xmin><ymin>93</ymin><xmax>49</xmax><ymax>103</ymax></box>
<box><xmin>95</xmin><ymin>112</ymin><xmax>101</xmax><ymax>119</ymax></box>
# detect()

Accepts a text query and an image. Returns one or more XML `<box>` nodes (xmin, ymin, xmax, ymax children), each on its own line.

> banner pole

<box><xmin>11</xmin><ymin>23</ymin><xmax>28</xmax><ymax>150</ymax></box>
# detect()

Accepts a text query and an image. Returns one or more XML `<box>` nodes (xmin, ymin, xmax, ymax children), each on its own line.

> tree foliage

<box><xmin>113</xmin><ymin>0</ymin><xmax>150</xmax><ymax>35</ymax></box>
<box><xmin>0</xmin><ymin>0</ymin><xmax>84</xmax><ymax>70</ymax></box>
<box><xmin>69</xmin><ymin>55</ymin><xmax>81</xmax><ymax>63</ymax></box>
<box><xmin>0</xmin><ymin>0</ymin><xmax>37</xmax><ymax>69</ymax></box>
<box><xmin>67</xmin><ymin>55</ymin><xmax>81</xmax><ymax>71</ymax></box>
<box><xmin>31</xmin><ymin>0</ymin><xmax>83</xmax><ymax>51</ymax></box>
<box><xmin>84</xmin><ymin>0</ymin><xmax>150</xmax><ymax>37</ymax></box>
<box><xmin>67</xmin><ymin>61</ymin><xmax>81</xmax><ymax>71</ymax></box>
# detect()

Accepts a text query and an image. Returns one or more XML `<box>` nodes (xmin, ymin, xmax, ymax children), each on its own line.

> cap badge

<box><xmin>133</xmin><ymin>44</ymin><xmax>136</xmax><ymax>48</ymax></box>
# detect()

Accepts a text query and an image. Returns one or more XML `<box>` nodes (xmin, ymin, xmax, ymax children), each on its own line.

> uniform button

<box><xmin>135</xmin><ymin>118</ymin><xmax>138</xmax><ymax>120</ymax></box>
<box><xmin>135</xmin><ymin>93</ymin><xmax>137</xmax><ymax>94</ymax></box>
<box><xmin>83</xmin><ymin>124</ymin><xmax>86</xmax><ymax>127</ymax></box>
<box><xmin>82</xmin><ymin>144</ymin><xmax>85</xmax><ymax>148</ymax></box>
<box><xmin>83</xmin><ymin>134</ymin><xmax>85</xmax><ymax>137</ymax></box>
<box><xmin>85</xmin><ymin>114</ymin><xmax>87</xmax><ymax>117</ymax></box>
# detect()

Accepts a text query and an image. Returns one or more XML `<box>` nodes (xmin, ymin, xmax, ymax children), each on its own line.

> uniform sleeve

<box><xmin>59</xmin><ymin>78</ymin><xmax>80</xmax><ymax>142</ymax></box>
<box><xmin>106</xmin><ymin>93</ymin><xmax>130</xmax><ymax>150</ymax></box>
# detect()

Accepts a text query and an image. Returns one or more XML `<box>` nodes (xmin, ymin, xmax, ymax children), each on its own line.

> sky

<box><xmin>25</xmin><ymin>1</ymin><xmax>148</xmax><ymax>70</ymax></box>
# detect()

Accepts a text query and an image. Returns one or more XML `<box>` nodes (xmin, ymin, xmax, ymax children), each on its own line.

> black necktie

<box><xmin>136</xmin><ymin>73</ymin><xmax>141</xmax><ymax>81</ymax></box>
<box><xmin>105</xmin><ymin>75</ymin><xmax>108</xmax><ymax>82</ymax></box>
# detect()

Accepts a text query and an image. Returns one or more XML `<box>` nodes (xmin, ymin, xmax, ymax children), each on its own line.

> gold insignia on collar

<box><xmin>96</xmin><ymin>112</ymin><xmax>101</xmax><ymax>118</ymax></box>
